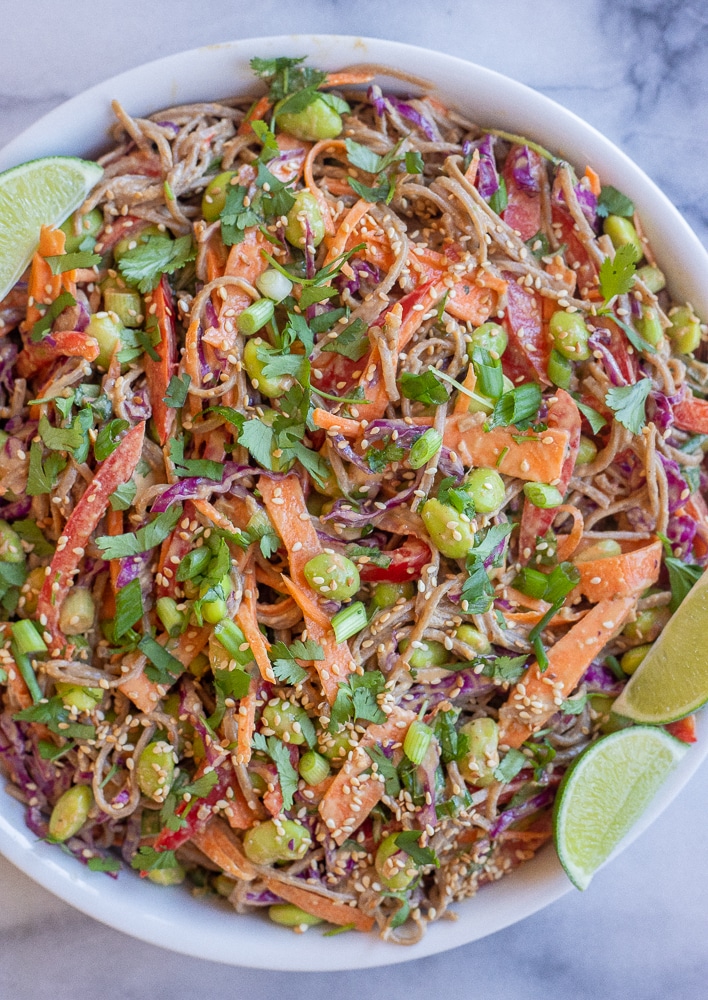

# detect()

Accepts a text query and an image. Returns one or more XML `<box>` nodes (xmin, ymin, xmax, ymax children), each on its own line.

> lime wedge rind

<box><xmin>0</xmin><ymin>155</ymin><xmax>103</xmax><ymax>301</ymax></box>
<box><xmin>612</xmin><ymin>570</ymin><xmax>708</xmax><ymax>725</ymax></box>
<box><xmin>553</xmin><ymin>727</ymin><xmax>688</xmax><ymax>891</ymax></box>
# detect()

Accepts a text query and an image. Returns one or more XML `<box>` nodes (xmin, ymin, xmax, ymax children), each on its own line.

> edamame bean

<box><xmin>242</xmin><ymin>819</ymin><xmax>312</xmax><ymax>865</ymax></box>
<box><xmin>467</xmin><ymin>322</ymin><xmax>508</xmax><ymax>358</ymax></box>
<box><xmin>668</xmin><ymin>305</ymin><xmax>702</xmax><ymax>355</ymax></box>
<box><xmin>55</xmin><ymin>682</ymin><xmax>102</xmax><ymax>713</ymax></box>
<box><xmin>147</xmin><ymin>864</ymin><xmax>186</xmax><ymax>886</ymax></box>
<box><xmin>269</xmin><ymin>903</ymin><xmax>323</xmax><ymax>927</ymax></box>
<box><xmin>48</xmin><ymin>785</ymin><xmax>93</xmax><ymax>842</ymax></box>
<box><xmin>421</xmin><ymin>497</ymin><xmax>475</xmax><ymax>559</ymax></box>
<box><xmin>603</xmin><ymin>215</ymin><xmax>643</xmax><ymax>259</ymax></box>
<box><xmin>547</xmin><ymin>348</ymin><xmax>572</xmax><ymax>389</ymax></box>
<box><xmin>188</xmin><ymin>652</ymin><xmax>210</xmax><ymax>679</ymax></box>
<box><xmin>59</xmin><ymin>587</ymin><xmax>96</xmax><ymax>635</ymax></box>
<box><xmin>636</xmin><ymin>264</ymin><xmax>666</xmax><ymax>294</ymax></box>
<box><xmin>318</xmin><ymin>727</ymin><xmax>357</xmax><ymax>762</ymax></box>
<box><xmin>620</xmin><ymin>643</ymin><xmax>652</xmax><ymax>675</ymax></box>
<box><xmin>549</xmin><ymin>311</ymin><xmax>591</xmax><ymax>360</ymax></box>
<box><xmin>464</xmin><ymin>468</ymin><xmax>505</xmax><ymax>514</ymax></box>
<box><xmin>136</xmin><ymin>740</ymin><xmax>176</xmax><ymax>802</ymax></box>
<box><xmin>622</xmin><ymin>607</ymin><xmax>671</xmax><ymax>643</ymax></box>
<box><xmin>0</xmin><ymin>520</ymin><xmax>24</xmax><ymax>564</ymax></box>
<box><xmin>243</xmin><ymin>338</ymin><xmax>290</xmax><ymax>398</ymax></box>
<box><xmin>87</xmin><ymin>312</ymin><xmax>128</xmax><ymax>368</ymax></box>
<box><xmin>399</xmin><ymin>637</ymin><xmax>448</xmax><ymax>669</ymax></box>
<box><xmin>635</xmin><ymin>305</ymin><xmax>664</xmax><ymax>348</ymax></box>
<box><xmin>262</xmin><ymin>698</ymin><xmax>312</xmax><ymax>745</ymax></box>
<box><xmin>201</xmin><ymin>170</ymin><xmax>237</xmax><ymax>222</ymax></box>
<box><xmin>277</xmin><ymin>98</ymin><xmax>343</xmax><ymax>142</ymax></box>
<box><xmin>59</xmin><ymin>208</ymin><xmax>103</xmax><ymax>253</ymax></box>
<box><xmin>298</xmin><ymin>750</ymin><xmax>331</xmax><ymax>786</ymax></box>
<box><xmin>372</xmin><ymin>582</ymin><xmax>415</xmax><ymax>609</ymax></box>
<box><xmin>374</xmin><ymin>833</ymin><xmax>419</xmax><ymax>891</ymax></box>
<box><xmin>112</xmin><ymin>224</ymin><xmax>165</xmax><ymax>263</ymax></box>
<box><xmin>199</xmin><ymin>576</ymin><xmax>232</xmax><ymax>624</ymax></box>
<box><xmin>458</xmin><ymin>718</ymin><xmax>499</xmax><ymax>786</ymax></box>
<box><xmin>284</xmin><ymin>191</ymin><xmax>325</xmax><ymax>249</ymax></box>
<box><xmin>575</xmin><ymin>540</ymin><xmax>622</xmax><ymax>562</ymax></box>
<box><xmin>575</xmin><ymin>435</ymin><xmax>598</xmax><ymax>465</ymax></box>
<box><xmin>18</xmin><ymin>566</ymin><xmax>49</xmax><ymax>618</ymax></box>
<box><xmin>303</xmin><ymin>552</ymin><xmax>360</xmax><ymax>600</ymax></box>
<box><xmin>455</xmin><ymin>624</ymin><xmax>491</xmax><ymax>654</ymax></box>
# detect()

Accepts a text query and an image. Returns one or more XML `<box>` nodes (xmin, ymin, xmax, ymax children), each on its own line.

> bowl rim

<box><xmin>1</xmin><ymin>33</ymin><xmax>707</xmax><ymax>972</ymax></box>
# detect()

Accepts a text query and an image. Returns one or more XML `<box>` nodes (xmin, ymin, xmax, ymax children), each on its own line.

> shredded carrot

<box><xmin>118</xmin><ymin>626</ymin><xmax>211</xmax><ymax>713</ymax></box>
<box><xmin>323</xmin><ymin>198</ymin><xmax>372</xmax><ymax>263</ymax></box>
<box><xmin>235</xmin><ymin>679</ymin><xmax>258</xmax><ymax>766</ymax></box>
<box><xmin>202</xmin><ymin>228</ymin><xmax>269</xmax><ymax>352</ymax></box>
<box><xmin>223</xmin><ymin>779</ymin><xmax>258</xmax><ymax>830</ymax></box>
<box><xmin>24</xmin><ymin>226</ymin><xmax>75</xmax><ymax>332</ymax></box>
<box><xmin>498</xmin><ymin>597</ymin><xmax>636</xmax><ymax>748</ymax></box>
<box><xmin>257</xmin><ymin>475</ymin><xmax>322</xmax><ymax>591</ymax></box>
<box><xmin>464</xmin><ymin>147</ymin><xmax>480</xmax><ymax>184</ymax></box>
<box><xmin>237</xmin><ymin>94</ymin><xmax>271</xmax><ymax>135</ymax></box>
<box><xmin>443</xmin><ymin>413</ymin><xmax>570</xmax><ymax>482</ymax></box>
<box><xmin>191</xmin><ymin>817</ymin><xmax>257</xmax><ymax>880</ymax></box>
<box><xmin>584</xmin><ymin>165</ymin><xmax>602</xmax><ymax>197</ymax></box>
<box><xmin>573</xmin><ymin>538</ymin><xmax>662</xmax><ymax>603</ymax></box>
<box><xmin>192</xmin><ymin>498</ymin><xmax>246</xmax><ymax>540</ymax></box>
<box><xmin>262</xmin><ymin>876</ymin><xmax>375</xmax><ymax>932</ymax></box>
<box><xmin>311</xmin><ymin>407</ymin><xmax>362</xmax><ymax>437</ymax></box>
<box><xmin>453</xmin><ymin>366</ymin><xmax>477</xmax><ymax>415</ymax></box>
<box><xmin>236</xmin><ymin>569</ymin><xmax>275</xmax><ymax>683</ymax></box>
<box><xmin>323</xmin><ymin>70</ymin><xmax>375</xmax><ymax>88</ymax></box>
<box><xmin>553</xmin><ymin>505</ymin><xmax>585</xmax><ymax>562</ymax></box>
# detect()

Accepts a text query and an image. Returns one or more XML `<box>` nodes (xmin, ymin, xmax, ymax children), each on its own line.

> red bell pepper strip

<box><xmin>143</xmin><ymin>276</ymin><xmax>178</xmax><ymax>446</ymax></box>
<box><xmin>16</xmin><ymin>330</ymin><xmax>101</xmax><ymax>379</ymax></box>
<box><xmin>502</xmin><ymin>146</ymin><xmax>544</xmax><ymax>241</ymax></box>
<box><xmin>665</xmin><ymin>716</ymin><xmax>697</xmax><ymax>744</ymax></box>
<box><xmin>674</xmin><ymin>396</ymin><xmax>708</xmax><ymax>434</ymax></box>
<box><xmin>501</xmin><ymin>277</ymin><xmax>551</xmax><ymax>386</ymax></box>
<box><xmin>358</xmin><ymin>536</ymin><xmax>432</xmax><ymax>583</ymax></box>
<box><xmin>152</xmin><ymin>761</ymin><xmax>234</xmax><ymax>854</ymax></box>
<box><xmin>550</xmin><ymin>201</ymin><xmax>599</xmax><ymax>300</ymax></box>
<box><xmin>37</xmin><ymin>421</ymin><xmax>145</xmax><ymax>637</ymax></box>
<box><xmin>517</xmin><ymin>389</ymin><xmax>581</xmax><ymax>562</ymax></box>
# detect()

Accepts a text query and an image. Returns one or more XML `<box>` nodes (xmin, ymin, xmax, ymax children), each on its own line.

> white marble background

<box><xmin>2</xmin><ymin>1</ymin><xmax>708</xmax><ymax>997</ymax></box>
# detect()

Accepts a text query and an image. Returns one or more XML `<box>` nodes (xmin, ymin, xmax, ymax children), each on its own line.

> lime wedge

<box><xmin>612</xmin><ymin>569</ymin><xmax>708</xmax><ymax>724</ymax></box>
<box><xmin>0</xmin><ymin>156</ymin><xmax>103</xmax><ymax>301</ymax></box>
<box><xmin>553</xmin><ymin>727</ymin><xmax>687</xmax><ymax>890</ymax></box>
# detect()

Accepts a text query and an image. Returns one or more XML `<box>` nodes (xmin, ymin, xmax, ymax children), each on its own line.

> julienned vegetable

<box><xmin>0</xmin><ymin>53</ymin><xmax>705</xmax><ymax>947</ymax></box>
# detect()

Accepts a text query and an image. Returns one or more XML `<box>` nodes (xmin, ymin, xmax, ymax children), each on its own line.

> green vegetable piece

<box><xmin>242</xmin><ymin>818</ymin><xmax>312</xmax><ymax>865</ymax></box>
<box><xmin>261</xmin><ymin>698</ymin><xmax>312</xmax><ymax>746</ymax></box>
<box><xmin>409</xmin><ymin>428</ymin><xmax>443</xmax><ymax>469</ymax></box>
<box><xmin>0</xmin><ymin>520</ymin><xmax>24</xmax><ymax>564</ymax></box>
<box><xmin>620</xmin><ymin>643</ymin><xmax>652</xmax><ymax>676</ymax></box>
<box><xmin>48</xmin><ymin>785</ymin><xmax>93</xmax><ymax>842</ymax></box>
<box><xmin>455</xmin><ymin>624</ymin><xmax>491</xmax><ymax>654</ymax></box>
<box><xmin>403</xmin><ymin>719</ymin><xmax>433</xmax><ymax>765</ymax></box>
<box><xmin>284</xmin><ymin>191</ymin><xmax>325</xmax><ymax>248</ymax></box>
<box><xmin>668</xmin><ymin>305</ymin><xmax>702</xmax><ymax>355</ymax></box>
<box><xmin>621</xmin><ymin>606</ymin><xmax>670</xmax><ymax>643</ymax></box>
<box><xmin>269</xmin><ymin>903</ymin><xmax>324</xmax><ymax>927</ymax></box>
<box><xmin>549</xmin><ymin>310</ymin><xmax>591</xmax><ymax>361</ymax></box>
<box><xmin>136</xmin><ymin>740</ymin><xmax>176</xmax><ymax>802</ymax></box>
<box><xmin>372</xmin><ymin>581</ymin><xmax>415</xmax><ymax>609</ymax></box>
<box><xmin>199</xmin><ymin>575</ymin><xmax>232</xmax><ymax>624</ymax></box>
<box><xmin>243</xmin><ymin>338</ymin><xmax>289</xmax><ymax>397</ymax></box>
<box><xmin>548</xmin><ymin>348</ymin><xmax>573</xmax><ymax>389</ymax></box>
<box><xmin>303</xmin><ymin>552</ymin><xmax>360</xmax><ymax>601</ymax></box>
<box><xmin>523</xmin><ymin>482</ymin><xmax>564</xmax><ymax>509</ymax></box>
<box><xmin>12</xmin><ymin>619</ymin><xmax>46</xmax><ymax>656</ymax></box>
<box><xmin>466</xmin><ymin>374</ymin><xmax>515</xmax><ymax>415</ymax></box>
<box><xmin>375</xmin><ymin>833</ymin><xmax>418</xmax><ymax>891</ymax></box>
<box><xmin>59</xmin><ymin>207</ymin><xmax>103</xmax><ymax>253</ymax></box>
<box><xmin>636</xmin><ymin>265</ymin><xmax>666</xmax><ymax>294</ymax></box>
<box><xmin>575</xmin><ymin>435</ymin><xmax>598</xmax><ymax>465</ymax></box>
<box><xmin>458</xmin><ymin>717</ymin><xmax>499</xmax><ymax>786</ymax></box>
<box><xmin>603</xmin><ymin>215</ymin><xmax>643</xmax><ymax>260</ymax></box>
<box><xmin>421</xmin><ymin>497</ymin><xmax>475</xmax><ymax>559</ymax></box>
<box><xmin>319</xmin><ymin>727</ymin><xmax>357</xmax><ymax>763</ymax></box>
<box><xmin>112</xmin><ymin>223</ymin><xmax>165</xmax><ymax>264</ymax></box>
<box><xmin>87</xmin><ymin>312</ymin><xmax>128</xmax><ymax>368</ymax></box>
<box><xmin>237</xmin><ymin>297</ymin><xmax>275</xmax><ymax>336</ymax></box>
<box><xmin>331</xmin><ymin>601</ymin><xmax>367</xmax><ymax>643</ymax></box>
<box><xmin>55</xmin><ymin>682</ymin><xmax>102</xmax><ymax>713</ymax></box>
<box><xmin>634</xmin><ymin>305</ymin><xmax>664</xmax><ymax>349</ymax></box>
<box><xmin>156</xmin><ymin>596</ymin><xmax>186</xmax><ymax>637</ymax></box>
<box><xmin>298</xmin><ymin>749</ymin><xmax>331</xmax><ymax>786</ymax></box>
<box><xmin>399</xmin><ymin>637</ymin><xmax>448</xmax><ymax>669</ymax></box>
<box><xmin>213</xmin><ymin>619</ymin><xmax>254</xmax><ymax>665</ymax></box>
<box><xmin>58</xmin><ymin>587</ymin><xmax>96</xmax><ymax>635</ymax></box>
<box><xmin>575</xmin><ymin>539</ymin><xmax>622</xmax><ymax>562</ymax></box>
<box><xmin>256</xmin><ymin>268</ymin><xmax>293</xmax><ymax>303</ymax></box>
<box><xmin>102</xmin><ymin>281</ymin><xmax>144</xmax><ymax>329</ymax></box>
<box><xmin>464</xmin><ymin>468</ymin><xmax>505</xmax><ymax>514</ymax></box>
<box><xmin>277</xmin><ymin>97</ymin><xmax>343</xmax><ymax>141</ymax></box>
<box><xmin>467</xmin><ymin>321</ymin><xmax>508</xmax><ymax>358</ymax></box>
<box><xmin>201</xmin><ymin>170</ymin><xmax>238</xmax><ymax>223</ymax></box>
<box><xmin>147</xmin><ymin>865</ymin><xmax>186</xmax><ymax>886</ymax></box>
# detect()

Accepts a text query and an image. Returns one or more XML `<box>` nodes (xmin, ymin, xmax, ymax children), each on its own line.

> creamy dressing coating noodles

<box><xmin>0</xmin><ymin>56</ymin><xmax>705</xmax><ymax>943</ymax></box>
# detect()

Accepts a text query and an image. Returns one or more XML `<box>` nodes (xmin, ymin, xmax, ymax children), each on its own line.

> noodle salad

<box><xmin>0</xmin><ymin>55</ymin><xmax>706</xmax><ymax>943</ymax></box>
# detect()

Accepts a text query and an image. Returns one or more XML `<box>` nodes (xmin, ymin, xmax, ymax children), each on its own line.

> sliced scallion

<box><xmin>331</xmin><ymin>602</ymin><xmax>368</xmax><ymax>643</ymax></box>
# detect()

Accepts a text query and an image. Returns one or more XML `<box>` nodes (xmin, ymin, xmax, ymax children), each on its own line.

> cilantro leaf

<box><xmin>238</xmin><ymin>418</ymin><xmax>275</xmax><ymax>469</ymax></box>
<box><xmin>573</xmin><ymin>396</ymin><xmax>607</xmax><ymax>434</ymax></box>
<box><xmin>163</xmin><ymin>374</ymin><xmax>191</xmax><ymax>408</ymax></box>
<box><xmin>394</xmin><ymin>830</ymin><xmax>439</xmax><ymax>867</ymax></box>
<box><xmin>244</xmin><ymin>510</ymin><xmax>281</xmax><ymax>559</ymax></box>
<box><xmin>87</xmin><ymin>856</ymin><xmax>121</xmax><ymax>873</ymax></box>
<box><xmin>598</xmin><ymin>242</ymin><xmax>639</xmax><ymax>302</ymax></box>
<box><xmin>437</xmin><ymin>476</ymin><xmax>476</xmax><ymax>519</ymax></box>
<box><xmin>404</xmin><ymin>151</ymin><xmax>424</xmax><ymax>174</ymax></box>
<box><xmin>493</xmin><ymin>748</ymin><xmax>527</xmax><ymax>783</ymax></box>
<box><xmin>118</xmin><ymin>235</ymin><xmax>196</xmax><ymax>293</ymax></box>
<box><xmin>13</xmin><ymin>520</ymin><xmax>54</xmax><ymax>557</ymax></box>
<box><xmin>347</xmin><ymin>177</ymin><xmax>390</xmax><ymax>204</ymax></box>
<box><xmin>169</xmin><ymin>437</ymin><xmax>223</xmax><ymax>481</ymax></box>
<box><xmin>94</xmin><ymin>418</ymin><xmax>129</xmax><ymax>462</ymax></box>
<box><xmin>250</xmin><ymin>118</ymin><xmax>280</xmax><ymax>161</ymax></box>
<box><xmin>114</xmin><ymin>577</ymin><xmax>144</xmax><ymax>639</ymax></box>
<box><xmin>432</xmin><ymin>709</ymin><xmax>470</xmax><ymax>764</ymax></box>
<box><xmin>488</xmin><ymin>177</ymin><xmax>508</xmax><ymax>215</ymax></box>
<box><xmin>138</xmin><ymin>635</ymin><xmax>184</xmax><ymax>686</ymax></box>
<box><xmin>400</xmin><ymin>370</ymin><xmax>451</xmax><ymax>406</ymax></box>
<box><xmin>219</xmin><ymin>184</ymin><xmax>259</xmax><ymax>246</ymax></box>
<box><xmin>479</xmin><ymin>654</ymin><xmax>528</xmax><ymax>684</ymax></box>
<box><xmin>604</xmin><ymin>378</ymin><xmax>652</xmax><ymax>435</ymax></box>
<box><xmin>45</xmin><ymin>251</ymin><xmax>102</xmax><ymax>274</ymax></box>
<box><xmin>38</xmin><ymin>739</ymin><xmax>75</xmax><ymax>761</ymax></box>
<box><xmin>366</xmin><ymin>439</ymin><xmax>405</xmax><ymax>473</ymax></box>
<box><xmin>658</xmin><ymin>535</ymin><xmax>704</xmax><ymax>612</ymax></box>
<box><xmin>30</xmin><ymin>292</ymin><xmax>76</xmax><ymax>342</ymax></box>
<box><xmin>109</xmin><ymin>480</ymin><xmax>137</xmax><ymax>511</ymax></box>
<box><xmin>130</xmin><ymin>846</ymin><xmax>180</xmax><ymax>872</ymax></box>
<box><xmin>251</xmin><ymin>56</ymin><xmax>327</xmax><ymax>102</ymax></box>
<box><xmin>597</xmin><ymin>185</ymin><xmax>635</xmax><ymax>220</ymax></box>
<box><xmin>330</xmin><ymin>672</ymin><xmax>387</xmax><ymax>731</ymax></box>
<box><xmin>26</xmin><ymin>441</ymin><xmax>67</xmax><ymax>496</ymax></box>
<box><xmin>38</xmin><ymin>409</ymin><xmax>93</xmax><ymax>460</ymax></box>
<box><xmin>345</xmin><ymin>138</ymin><xmax>385</xmax><ymax>175</ymax></box>
<box><xmin>321</xmin><ymin>319</ymin><xmax>370</xmax><ymax>361</ymax></box>
<box><xmin>560</xmin><ymin>692</ymin><xmax>587</xmax><ymax>715</ymax></box>
<box><xmin>14</xmin><ymin>697</ymin><xmax>96</xmax><ymax>741</ymax></box>
<box><xmin>269</xmin><ymin>638</ymin><xmax>323</xmax><ymax>686</ymax></box>
<box><xmin>252</xmin><ymin>734</ymin><xmax>299</xmax><ymax>810</ymax></box>
<box><xmin>96</xmin><ymin>505</ymin><xmax>182</xmax><ymax>559</ymax></box>
<box><xmin>364</xmin><ymin>745</ymin><xmax>401</xmax><ymax>797</ymax></box>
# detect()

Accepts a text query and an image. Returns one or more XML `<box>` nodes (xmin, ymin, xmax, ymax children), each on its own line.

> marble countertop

<box><xmin>2</xmin><ymin>1</ymin><xmax>708</xmax><ymax>997</ymax></box>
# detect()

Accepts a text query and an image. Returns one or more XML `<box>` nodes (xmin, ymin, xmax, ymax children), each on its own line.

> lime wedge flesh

<box><xmin>553</xmin><ymin>727</ymin><xmax>687</xmax><ymax>890</ymax></box>
<box><xmin>0</xmin><ymin>156</ymin><xmax>103</xmax><ymax>301</ymax></box>
<box><xmin>612</xmin><ymin>569</ymin><xmax>708</xmax><ymax>724</ymax></box>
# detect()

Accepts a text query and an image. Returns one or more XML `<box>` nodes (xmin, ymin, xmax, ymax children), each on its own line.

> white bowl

<box><xmin>1</xmin><ymin>34</ymin><xmax>707</xmax><ymax>972</ymax></box>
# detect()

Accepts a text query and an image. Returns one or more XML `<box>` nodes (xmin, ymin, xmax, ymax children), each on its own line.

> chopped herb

<box><xmin>488</xmin><ymin>177</ymin><xmax>508</xmax><ymax>215</ymax></box>
<box><xmin>365</xmin><ymin>438</ymin><xmax>406</xmax><ymax>473</ymax></box>
<box><xmin>163</xmin><ymin>374</ymin><xmax>191</xmax><ymax>408</ymax></box>
<box><xmin>330</xmin><ymin>671</ymin><xmax>387</xmax><ymax>732</ymax></box>
<box><xmin>605</xmin><ymin>378</ymin><xmax>653</xmax><ymax>435</ymax></box>
<box><xmin>138</xmin><ymin>635</ymin><xmax>184</xmax><ymax>686</ymax></box>
<box><xmin>394</xmin><ymin>829</ymin><xmax>439</xmax><ymax>868</ymax></box>
<box><xmin>404</xmin><ymin>150</ymin><xmax>424</xmax><ymax>174</ymax></box>
<box><xmin>45</xmin><ymin>251</ymin><xmax>102</xmax><ymax>274</ymax></box>
<box><xmin>38</xmin><ymin>409</ymin><xmax>93</xmax><ymax>460</ymax></box>
<box><xmin>26</xmin><ymin>442</ymin><xmax>67</xmax><ymax>496</ymax></box>
<box><xmin>96</xmin><ymin>505</ymin><xmax>182</xmax><ymax>560</ymax></box>
<box><xmin>479</xmin><ymin>654</ymin><xmax>528</xmax><ymax>684</ymax></box>
<box><xmin>87</xmin><ymin>856</ymin><xmax>121</xmax><ymax>873</ymax></box>
<box><xmin>657</xmin><ymin>533</ymin><xmax>703</xmax><ymax>612</ymax></box>
<box><xmin>252</xmin><ymin>733</ymin><xmax>299</xmax><ymax>810</ymax></box>
<box><xmin>169</xmin><ymin>437</ymin><xmax>223</xmax><ymax>481</ymax></box>
<box><xmin>493</xmin><ymin>748</ymin><xmax>527</xmax><ymax>783</ymax></box>
<box><xmin>321</xmin><ymin>318</ymin><xmax>370</xmax><ymax>360</ymax></box>
<box><xmin>399</xmin><ymin>370</ymin><xmax>451</xmax><ymax>406</ymax></box>
<box><xmin>38</xmin><ymin>739</ymin><xmax>75</xmax><ymax>761</ymax></box>
<box><xmin>13</xmin><ymin>520</ymin><xmax>53</xmax><ymax>557</ymax></box>
<box><xmin>432</xmin><ymin>709</ymin><xmax>470</xmax><ymax>764</ymax></box>
<box><xmin>94</xmin><ymin>418</ymin><xmax>129</xmax><ymax>462</ymax></box>
<box><xmin>251</xmin><ymin>55</ymin><xmax>327</xmax><ymax>102</ymax></box>
<box><xmin>118</xmin><ymin>234</ymin><xmax>196</xmax><ymax>293</ymax></box>
<box><xmin>109</xmin><ymin>480</ymin><xmax>137</xmax><ymax>512</ymax></box>
<box><xmin>130</xmin><ymin>846</ymin><xmax>181</xmax><ymax>872</ymax></box>
<box><xmin>573</xmin><ymin>396</ymin><xmax>607</xmax><ymax>434</ymax></box>
<box><xmin>598</xmin><ymin>242</ymin><xmax>639</xmax><ymax>303</ymax></box>
<box><xmin>30</xmin><ymin>291</ymin><xmax>76</xmax><ymax>342</ymax></box>
<box><xmin>597</xmin><ymin>185</ymin><xmax>635</xmax><ymax>220</ymax></box>
<box><xmin>14</xmin><ymin>697</ymin><xmax>96</xmax><ymax>741</ymax></box>
<box><xmin>560</xmin><ymin>692</ymin><xmax>587</xmax><ymax>715</ymax></box>
<box><xmin>269</xmin><ymin>638</ymin><xmax>323</xmax><ymax>685</ymax></box>
<box><xmin>525</xmin><ymin>231</ymin><xmax>551</xmax><ymax>259</ymax></box>
<box><xmin>345</xmin><ymin>543</ymin><xmax>392</xmax><ymax>569</ymax></box>
<box><xmin>364</xmin><ymin>745</ymin><xmax>401</xmax><ymax>797</ymax></box>
<box><xmin>114</xmin><ymin>578</ymin><xmax>144</xmax><ymax>639</ymax></box>
<box><xmin>437</xmin><ymin>476</ymin><xmax>476</xmax><ymax>519</ymax></box>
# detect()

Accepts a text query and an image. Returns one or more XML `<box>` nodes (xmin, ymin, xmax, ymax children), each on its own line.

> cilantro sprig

<box><xmin>118</xmin><ymin>234</ymin><xmax>196</xmax><ymax>293</ymax></box>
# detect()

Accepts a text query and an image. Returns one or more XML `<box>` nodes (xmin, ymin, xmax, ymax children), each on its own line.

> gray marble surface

<box><xmin>2</xmin><ymin>1</ymin><xmax>708</xmax><ymax>997</ymax></box>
